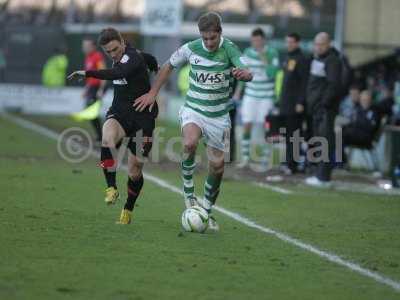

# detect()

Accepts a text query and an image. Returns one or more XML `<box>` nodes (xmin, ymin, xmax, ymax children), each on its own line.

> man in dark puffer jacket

<box><xmin>305</xmin><ymin>32</ymin><xmax>342</xmax><ymax>188</ymax></box>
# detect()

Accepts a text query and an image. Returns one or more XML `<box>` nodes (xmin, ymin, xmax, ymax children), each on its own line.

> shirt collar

<box><xmin>202</xmin><ymin>36</ymin><xmax>224</xmax><ymax>52</ymax></box>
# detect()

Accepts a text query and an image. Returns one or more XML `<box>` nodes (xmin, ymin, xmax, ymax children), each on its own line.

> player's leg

<box><xmin>200</xmin><ymin>113</ymin><xmax>230</xmax><ymax>231</ymax></box>
<box><xmin>238</xmin><ymin>97</ymin><xmax>254</xmax><ymax>167</ymax></box>
<box><xmin>181</xmin><ymin>123</ymin><xmax>202</xmax><ymax>208</ymax></box>
<box><xmin>86</xmin><ymin>86</ymin><xmax>102</xmax><ymax>141</ymax></box>
<box><xmin>117</xmin><ymin>153</ymin><xmax>144</xmax><ymax>224</ymax></box>
<box><xmin>101</xmin><ymin>118</ymin><xmax>126</xmax><ymax>204</ymax></box>
<box><xmin>203</xmin><ymin>146</ymin><xmax>225</xmax><ymax>230</ymax></box>
<box><xmin>257</xmin><ymin>100</ymin><xmax>273</xmax><ymax>170</ymax></box>
<box><xmin>91</xmin><ymin>117</ymin><xmax>102</xmax><ymax>142</ymax></box>
<box><xmin>117</xmin><ymin>116</ymin><xmax>155</xmax><ymax>224</ymax></box>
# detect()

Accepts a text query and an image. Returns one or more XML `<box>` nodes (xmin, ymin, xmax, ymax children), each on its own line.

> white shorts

<box><xmin>179</xmin><ymin>106</ymin><xmax>231</xmax><ymax>152</ymax></box>
<box><xmin>241</xmin><ymin>96</ymin><xmax>274</xmax><ymax>124</ymax></box>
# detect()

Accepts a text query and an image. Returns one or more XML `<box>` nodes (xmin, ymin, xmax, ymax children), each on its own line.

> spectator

<box><xmin>81</xmin><ymin>38</ymin><xmax>106</xmax><ymax>142</ymax></box>
<box><xmin>42</xmin><ymin>46</ymin><xmax>69</xmax><ymax>87</ymax></box>
<box><xmin>279</xmin><ymin>32</ymin><xmax>310</xmax><ymax>174</ymax></box>
<box><xmin>234</xmin><ymin>27</ymin><xmax>280</xmax><ymax>169</ymax></box>
<box><xmin>342</xmin><ymin>90</ymin><xmax>380</xmax><ymax>162</ymax></box>
<box><xmin>305</xmin><ymin>32</ymin><xmax>342</xmax><ymax>188</ymax></box>
<box><xmin>339</xmin><ymin>84</ymin><xmax>361</xmax><ymax>120</ymax></box>
<box><xmin>372</xmin><ymin>86</ymin><xmax>394</xmax><ymax>122</ymax></box>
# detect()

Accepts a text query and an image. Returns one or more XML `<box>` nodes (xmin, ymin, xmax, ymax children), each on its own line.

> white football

<box><xmin>181</xmin><ymin>206</ymin><xmax>209</xmax><ymax>233</ymax></box>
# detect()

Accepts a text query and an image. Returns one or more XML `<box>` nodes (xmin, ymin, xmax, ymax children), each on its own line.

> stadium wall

<box><xmin>344</xmin><ymin>0</ymin><xmax>400</xmax><ymax>66</ymax></box>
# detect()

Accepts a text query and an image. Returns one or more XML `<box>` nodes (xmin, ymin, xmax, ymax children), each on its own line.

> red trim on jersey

<box><xmin>85</xmin><ymin>51</ymin><xmax>105</xmax><ymax>87</ymax></box>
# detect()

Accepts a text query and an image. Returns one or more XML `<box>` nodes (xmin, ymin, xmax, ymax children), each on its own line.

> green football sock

<box><xmin>241</xmin><ymin>132</ymin><xmax>251</xmax><ymax>161</ymax></box>
<box><xmin>203</xmin><ymin>174</ymin><xmax>222</xmax><ymax>213</ymax></box>
<box><xmin>181</xmin><ymin>156</ymin><xmax>196</xmax><ymax>199</ymax></box>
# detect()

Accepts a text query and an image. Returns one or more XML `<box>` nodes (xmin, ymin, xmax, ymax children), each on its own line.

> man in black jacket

<box><xmin>279</xmin><ymin>33</ymin><xmax>310</xmax><ymax>174</ymax></box>
<box><xmin>305</xmin><ymin>32</ymin><xmax>342</xmax><ymax>188</ymax></box>
<box><xmin>68</xmin><ymin>28</ymin><xmax>159</xmax><ymax>224</ymax></box>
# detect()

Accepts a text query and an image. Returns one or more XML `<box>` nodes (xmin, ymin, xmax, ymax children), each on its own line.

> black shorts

<box><xmin>105</xmin><ymin>106</ymin><xmax>157</xmax><ymax>157</ymax></box>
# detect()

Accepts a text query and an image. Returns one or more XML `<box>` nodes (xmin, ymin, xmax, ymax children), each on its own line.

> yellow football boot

<box><xmin>104</xmin><ymin>187</ymin><xmax>119</xmax><ymax>205</ymax></box>
<box><xmin>116</xmin><ymin>209</ymin><xmax>132</xmax><ymax>225</ymax></box>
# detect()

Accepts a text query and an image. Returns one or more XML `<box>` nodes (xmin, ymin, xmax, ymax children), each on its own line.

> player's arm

<box><xmin>133</xmin><ymin>63</ymin><xmax>174</xmax><ymax>112</ymax></box>
<box><xmin>226</xmin><ymin>41</ymin><xmax>253</xmax><ymax>82</ymax></box>
<box><xmin>68</xmin><ymin>54</ymin><xmax>139</xmax><ymax>81</ymax></box>
<box><xmin>133</xmin><ymin>44</ymin><xmax>189</xmax><ymax>112</ymax></box>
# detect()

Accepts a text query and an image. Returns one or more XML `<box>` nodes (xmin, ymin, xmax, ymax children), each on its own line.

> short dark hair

<box><xmin>198</xmin><ymin>12</ymin><xmax>222</xmax><ymax>33</ymax></box>
<box><xmin>98</xmin><ymin>27</ymin><xmax>123</xmax><ymax>46</ymax></box>
<box><xmin>251</xmin><ymin>28</ymin><xmax>266</xmax><ymax>38</ymax></box>
<box><xmin>287</xmin><ymin>32</ymin><xmax>301</xmax><ymax>42</ymax></box>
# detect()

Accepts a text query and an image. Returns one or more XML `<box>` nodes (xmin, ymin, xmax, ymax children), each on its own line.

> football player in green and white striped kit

<box><xmin>234</xmin><ymin>28</ymin><xmax>280</xmax><ymax>169</ymax></box>
<box><xmin>134</xmin><ymin>12</ymin><xmax>252</xmax><ymax>230</ymax></box>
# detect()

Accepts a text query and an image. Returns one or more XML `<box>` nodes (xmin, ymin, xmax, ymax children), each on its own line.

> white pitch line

<box><xmin>3</xmin><ymin>112</ymin><xmax>400</xmax><ymax>293</ymax></box>
<box><xmin>253</xmin><ymin>181</ymin><xmax>293</xmax><ymax>195</ymax></box>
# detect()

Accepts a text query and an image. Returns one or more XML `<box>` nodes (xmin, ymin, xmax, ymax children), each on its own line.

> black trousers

<box><xmin>310</xmin><ymin>109</ymin><xmax>337</xmax><ymax>181</ymax></box>
<box><xmin>283</xmin><ymin>114</ymin><xmax>303</xmax><ymax>172</ymax></box>
<box><xmin>85</xmin><ymin>85</ymin><xmax>102</xmax><ymax>141</ymax></box>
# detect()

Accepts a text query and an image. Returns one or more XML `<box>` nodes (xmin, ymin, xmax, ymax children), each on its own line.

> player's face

<box><xmin>286</xmin><ymin>37</ymin><xmax>299</xmax><ymax>53</ymax></box>
<box><xmin>251</xmin><ymin>35</ymin><xmax>265</xmax><ymax>51</ymax></box>
<box><xmin>102</xmin><ymin>40</ymin><xmax>125</xmax><ymax>62</ymax></box>
<box><xmin>201</xmin><ymin>31</ymin><xmax>221</xmax><ymax>52</ymax></box>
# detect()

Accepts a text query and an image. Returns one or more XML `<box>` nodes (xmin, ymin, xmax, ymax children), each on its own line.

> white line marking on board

<box><xmin>2</xmin><ymin>112</ymin><xmax>400</xmax><ymax>293</ymax></box>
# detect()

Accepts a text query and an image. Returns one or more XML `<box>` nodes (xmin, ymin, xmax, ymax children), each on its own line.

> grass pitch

<box><xmin>0</xmin><ymin>114</ymin><xmax>399</xmax><ymax>300</ymax></box>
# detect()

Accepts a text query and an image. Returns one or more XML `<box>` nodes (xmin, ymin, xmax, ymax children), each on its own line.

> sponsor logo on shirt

<box><xmin>195</xmin><ymin>71</ymin><xmax>224</xmax><ymax>84</ymax></box>
<box><xmin>113</xmin><ymin>78</ymin><xmax>128</xmax><ymax>85</ymax></box>
<box><xmin>120</xmin><ymin>54</ymin><xmax>130</xmax><ymax>64</ymax></box>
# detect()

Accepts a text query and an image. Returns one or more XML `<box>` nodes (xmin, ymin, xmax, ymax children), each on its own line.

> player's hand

<box><xmin>232</xmin><ymin>68</ymin><xmax>253</xmax><ymax>82</ymax></box>
<box><xmin>133</xmin><ymin>92</ymin><xmax>156</xmax><ymax>112</ymax></box>
<box><xmin>67</xmin><ymin>70</ymin><xmax>86</xmax><ymax>81</ymax></box>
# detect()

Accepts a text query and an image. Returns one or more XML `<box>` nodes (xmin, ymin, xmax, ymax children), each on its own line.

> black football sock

<box><xmin>100</xmin><ymin>146</ymin><xmax>117</xmax><ymax>188</ymax></box>
<box><xmin>124</xmin><ymin>175</ymin><xmax>144</xmax><ymax>211</ymax></box>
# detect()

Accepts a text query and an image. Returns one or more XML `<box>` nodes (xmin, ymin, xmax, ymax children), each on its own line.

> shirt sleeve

<box><xmin>169</xmin><ymin>43</ymin><xmax>190</xmax><ymax>68</ymax></box>
<box><xmin>140</xmin><ymin>51</ymin><xmax>159</xmax><ymax>72</ymax></box>
<box><xmin>86</xmin><ymin>52</ymin><xmax>141</xmax><ymax>80</ymax></box>
<box><xmin>322</xmin><ymin>55</ymin><xmax>342</xmax><ymax>108</ymax></box>
<box><xmin>266</xmin><ymin>49</ymin><xmax>280</xmax><ymax>79</ymax></box>
<box><xmin>225</xmin><ymin>41</ymin><xmax>246</xmax><ymax>68</ymax></box>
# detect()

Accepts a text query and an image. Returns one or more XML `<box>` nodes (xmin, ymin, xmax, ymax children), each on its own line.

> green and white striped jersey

<box><xmin>242</xmin><ymin>46</ymin><xmax>280</xmax><ymax>102</ymax></box>
<box><xmin>170</xmin><ymin>37</ymin><xmax>246</xmax><ymax>118</ymax></box>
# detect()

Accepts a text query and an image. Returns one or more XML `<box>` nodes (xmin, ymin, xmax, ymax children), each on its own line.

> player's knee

<box><xmin>209</xmin><ymin>160</ymin><xmax>224</xmax><ymax>176</ymax></box>
<box><xmin>128</xmin><ymin>164</ymin><xmax>142</xmax><ymax>180</ymax></box>
<box><xmin>183</xmin><ymin>139</ymin><xmax>198</xmax><ymax>154</ymax></box>
<box><xmin>102</xmin><ymin>135</ymin><xmax>117</xmax><ymax>148</ymax></box>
